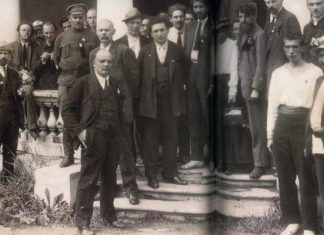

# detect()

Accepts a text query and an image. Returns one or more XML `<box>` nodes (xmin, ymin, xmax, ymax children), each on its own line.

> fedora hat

<box><xmin>123</xmin><ymin>8</ymin><xmax>144</xmax><ymax>22</ymax></box>
<box><xmin>310</xmin><ymin>36</ymin><xmax>324</xmax><ymax>57</ymax></box>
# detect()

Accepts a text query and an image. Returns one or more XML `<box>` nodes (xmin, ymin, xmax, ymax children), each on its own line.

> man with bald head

<box><xmin>62</xmin><ymin>49</ymin><xmax>130</xmax><ymax>234</ymax></box>
<box><xmin>89</xmin><ymin>19</ymin><xmax>140</xmax><ymax>205</ymax></box>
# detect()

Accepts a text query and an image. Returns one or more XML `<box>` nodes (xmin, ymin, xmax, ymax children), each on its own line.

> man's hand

<box><xmin>78</xmin><ymin>129</ymin><xmax>87</xmax><ymax>143</ymax></box>
<box><xmin>208</xmin><ymin>85</ymin><xmax>214</xmax><ymax>97</ymax></box>
<box><xmin>267</xmin><ymin>138</ymin><xmax>273</xmax><ymax>153</ymax></box>
<box><xmin>249</xmin><ymin>89</ymin><xmax>260</xmax><ymax>102</ymax></box>
<box><xmin>313</xmin><ymin>127</ymin><xmax>324</xmax><ymax>138</ymax></box>
<box><xmin>228</xmin><ymin>94</ymin><xmax>236</xmax><ymax>104</ymax></box>
<box><xmin>40</xmin><ymin>52</ymin><xmax>51</xmax><ymax>64</ymax></box>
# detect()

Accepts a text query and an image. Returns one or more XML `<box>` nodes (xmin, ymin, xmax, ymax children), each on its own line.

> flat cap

<box><xmin>0</xmin><ymin>41</ymin><xmax>12</xmax><ymax>52</ymax></box>
<box><xmin>32</xmin><ymin>20</ymin><xmax>43</xmax><ymax>30</ymax></box>
<box><xmin>123</xmin><ymin>8</ymin><xmax>144</xmax><ymax>22</ymax></box>
<box><xmin>66</xmin><ymin>3</ymin><xmax>87</xmax><ymax>15</ymax></box>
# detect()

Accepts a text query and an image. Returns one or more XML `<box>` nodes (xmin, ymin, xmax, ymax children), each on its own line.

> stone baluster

<box><xmin>47</xmin><ymin>103</ymin><xmax>57</xmax><ymax>137</ymax></box>
<box><xmin>56</xmin><ymin>107</ymin><xmax>64</xmax><ymax>137</ymax></box>
<box><xmin>37</xmin><ymin>103</ymin><xmax>48</xmax><ymax>140</ymax></box>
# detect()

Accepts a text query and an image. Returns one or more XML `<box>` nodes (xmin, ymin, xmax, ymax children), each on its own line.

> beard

<box><xmin>0</xmin><ymin>58</ymin><xmax>7</xmax><ymax>66</ymax></box>
<box><xmin>269</xmin><ymin>7</ymin><xmax>279</xmax><ymax>15</ymax></box>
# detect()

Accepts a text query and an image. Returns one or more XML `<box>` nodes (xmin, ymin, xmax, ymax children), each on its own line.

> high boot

<box><xmin>59</xmin><ymin>145</ymin><xmax>74</xmax><ymax>168</ymax></box>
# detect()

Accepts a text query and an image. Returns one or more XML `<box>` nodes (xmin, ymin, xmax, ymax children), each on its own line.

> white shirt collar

<box><xmin>199</xmin><ymin>16</ymin><xmax>208</xmax><ymax>25</ymax></box>
<box><xmin>127</xmin><ymin>33</ymin><xmax>140</xmax><ymax>41</ymax></box>
<box><xmin>155</xmin><ymin>40</ymin><xmax>168</xmax><ymax>50</ymax></box>
<box><xmin>100</xmin><ymin>43</ymin><xmax>112</xmax><ymax>51</ymax></box>
<box><xmin>312</xmin><ymin>15</ymin><xmax>324</xmax><ymax>26</ymax></box>
<box><xmin>95</xmin><ymin>71</ymin><xmax>109</xmax><ymax>89</ymax></box>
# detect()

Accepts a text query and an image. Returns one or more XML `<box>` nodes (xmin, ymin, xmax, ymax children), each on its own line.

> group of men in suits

<box><xmin>0</xmin><ymin>1</ymin><xmax>214</xmax><ymax>234</ymax></box>
<box><xmin>222</xmin><ymin>0</ymin><xmax>324</xmax><ymax>234</ymax></box>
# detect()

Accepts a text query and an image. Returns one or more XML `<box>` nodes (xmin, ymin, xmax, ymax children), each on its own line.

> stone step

<box><xmin>94</xmin><ymin>197</ymin><xmax>216</xmax><ymax>221</ymax></box>
<box><xmin>116</xmin><ymin>179</ymin><xmax>215</xmax><ymax>201</ymax></box>
<box><xmin>215</xmin><ymin>171</ymin><xmax>277</xmax><ymax>188</ymax></box>
<box><xmin>215</xmin><ymin>183</ymin><xmax>279</xmax><ymax>218</ymax></box>
<box><xmin>177</xmin><ymin>167</ymin><xmax>216</xmax><ymax>184</ymax></box>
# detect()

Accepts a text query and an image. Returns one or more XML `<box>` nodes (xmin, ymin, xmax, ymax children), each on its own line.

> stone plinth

<box><xmin>34</xmin><ymin>164</ymin><xmax>80</xmax><ymax>206</ymax></box>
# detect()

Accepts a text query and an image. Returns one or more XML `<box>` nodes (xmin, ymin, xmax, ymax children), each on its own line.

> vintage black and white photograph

<box><xmin>0</xmin><ymin>0</ymin><xmax>217</xmax><ymax>234</ymax></box>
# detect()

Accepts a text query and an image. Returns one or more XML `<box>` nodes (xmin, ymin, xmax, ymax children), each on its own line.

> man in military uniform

<box><xmin>0</xmin><ymin>42</ymin><xmax>24</xmax><ymax>182</ymax></box>
<box><xmin>54</xmin><ymin>3</ymin><xmax>99</xmax><ymax>168</ymax></box>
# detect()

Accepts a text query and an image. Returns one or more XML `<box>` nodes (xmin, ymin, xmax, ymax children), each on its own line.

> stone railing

<box><xmin>19</xmin><ymin>90</ymin><xmax>65</xmax><ymax>157</ymax></box>
<box><xmin>31</xmin><ymin>90</ymin><xmax>63</xmax><ymax>143</ymax></box>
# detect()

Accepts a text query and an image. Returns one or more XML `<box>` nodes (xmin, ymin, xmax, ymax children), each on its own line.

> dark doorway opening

<box><xmin>133</xmin><ymin>0</ymin><xmax>192</xmax><ymax>16</ymax></box>
<box><xmin>20</xmin><ymin>0</ymin><xmax>97</xmax><ymax>31</ymax></box>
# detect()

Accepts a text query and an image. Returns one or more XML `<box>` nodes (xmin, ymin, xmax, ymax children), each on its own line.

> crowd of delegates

<box><xmin>217</xmin><ymin>0</ymin><xmax>324</xmax><ymax>234</ymax></box>
<box><xmin>0</xmin><ymin>0</ymin><xmax>214</xmax><ymax>234</ymax></box>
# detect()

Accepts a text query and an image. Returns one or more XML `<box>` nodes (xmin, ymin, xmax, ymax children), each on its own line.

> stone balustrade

<box><xmin>18</xmin><ymin>90</ymin><xmax>67</xmax><ymax>157</ymax></box>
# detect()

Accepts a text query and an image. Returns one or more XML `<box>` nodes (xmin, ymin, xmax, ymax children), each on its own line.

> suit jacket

<box><xmin>237</xmin><ymin>24</ymin><xmax>265</xmax><ymax>99</ymax></box>
<box><xmin>138</xmin><ymin>41</ymin><xmax>186</xmax><ymax>118</ymax></box>
<box><xmin>62</xmin><ymin>72</ymin><xmax>133</xmax><ymax>139</ymax></box>
<box><xmin>264</xmin><ymin>8</ymin><xmax>301</xmax><ymax>94</ymax></box>
<box><xmin>89</xmin><ymin>41</ymin><xmax>139</xmax><ymax>98</ymax></box>
<box><xmin>303</xmin><ymin>17</ymin><xmax>324</xmax><ymax>65</ymax></box>
<box><xmin>8</xmin><ymin>40</ymin><xmax>38</xmax><ymax>72</ymax></box>
<box><xmin>1</xmin><ymin>67</ymin><xmax>24</xmax><ymax>129</ymax></box>
<box><xmin>115</xmin><ymin>34</ymin><xmax>150</xmax><ymax>49</ymax></box>
<box><xmin>183</xmin><ymin>18</ymin><xmax>215</xmax><ymax>90</ymax></box>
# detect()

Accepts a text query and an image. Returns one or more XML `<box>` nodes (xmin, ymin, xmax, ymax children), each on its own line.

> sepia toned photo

<box><xmin>0</xmin><ymin>0</ymin><xmax>217</xmax><ymax>234</ymax></box>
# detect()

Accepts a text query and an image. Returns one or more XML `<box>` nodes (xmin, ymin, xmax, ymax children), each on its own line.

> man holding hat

<box><xmin>0</xmin><ymin>42</ymin><xmax>24</xmax><ymax>182</ymax></box>
<box><xmin>54</xmin><ymin>3</ymin><xmax>99</xmax><ymax>168</ymax></box>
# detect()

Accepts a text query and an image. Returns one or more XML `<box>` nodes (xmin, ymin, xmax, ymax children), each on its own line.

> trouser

<box><xmin>188</xmin><ymin>83</ymin><xmax>208</xmax><ymax>161</ymax></box>
<box><xmin>119</xmin><ymin>123</ymin><xmax>138</xmax><ymax>196</ymax></box>
<box><xmin>244</xmin><ymin>98</ymin><xmax>269</xmax><ymax>167</ymax></box>
<box><xmin>273</xmin><ymin>111</ymin><xmax>317</xmax><ymax>231</ymax></box>
<box><xmin>0</xmin><ymin>106</ymin><xmax>20</xmax><ymax>179</ymax></box>
<box><xmin>58</xmin><ymin>85</ymin><xmax>74</xmax><ymax>156</ymax></box>
<box><xmin>75</xmin><ymin>126</ymin><xmax>121</xmax><ymax>228</ymax></box>
<box><xmin>141</xmin><ymin>91</ymin><xmax>178</xmax><ymax>178</ymax></box>
<box><xmin>314</xmin><ymin>155</ymin><xmax>324</xmax><ymax>216</ymax></box>
<box><xmin>177</xmin><ymin>114</ymin><xmax>190</xmax><ymax>160</ymax></box>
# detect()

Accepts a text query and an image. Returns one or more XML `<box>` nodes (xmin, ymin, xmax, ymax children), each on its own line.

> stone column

<box><xmin>0</xmin><ymin>0</ymin><xmax>20</xmax><ymax>43</ymax></box>
<box><xmin>97</xmin><ymin>0</ymin><xmax>133</xmax><ymax>40</ymax></box>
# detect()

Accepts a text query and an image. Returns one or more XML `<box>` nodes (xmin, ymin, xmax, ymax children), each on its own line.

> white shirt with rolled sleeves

<box><xmin>267</xmin><ymin>62</ymin><xmax>323</xmax><ymax>140</ymax></box>
<box><xmin>216</xmin><ymin>38</ymin><xmax>238</xmax><ymax>100</ymax></box>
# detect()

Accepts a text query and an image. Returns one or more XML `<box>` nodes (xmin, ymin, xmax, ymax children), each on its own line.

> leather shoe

<box><xmin>180</xmin><ymin>160</ymin><xmax>204</xmax><ymax>170</ymax></box>
<box><xmin>59</xmin><ymin>155</ymin><xmax>74</xmax><ymax>168</ymax></box>
<box><xmin>249</xmin><ymin>166</ymin><xmax>266</xmax><ymax>179</ymax></box>
<box><xmin>163</xmin><ymin>175</ymin><xmax>188</xmax><ymax>185</ymax></box>
<box><xmin>128</xmin><ymin>192</ymin><xmax>139</xmax><ymax>205</ymax></box>
<box><xmin>78</xmin><ymin>227</ymin><xmax>95</xmax><ymax>235</ymax></box>
<box><xmin>148</xmin><ymin>176</ymin><xmax>159</xmax><ymax>189</ymax></box>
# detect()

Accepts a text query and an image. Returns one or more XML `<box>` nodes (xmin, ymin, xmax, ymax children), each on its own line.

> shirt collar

<box><xmin>155</xmin><ymin>40</ymin><xmax>168</xmax><ymax>50</ymax></box>
<box><xmin>199</xmin><ymin>16</ymin><xmax>208</xmax><ymax>25</ymax></box>
<box><xmin>312</xmin><ymin>15</ymin><xmax>324</xmax><ymax>26</ymax></box>
<box><xmin>20</xmin><ymin>41</ymin><xmax>29</xmax><ymax>47</ymax></box>
<box><xmin>100</xmin><ymin>43</ymin><xmax>112</xmax><ymax>51</ymax></box>
<box><xmin>171</xmin><ymin>26</ymin><xmax>184</xmax><ymax>34</ymax></box>
<box><xmin>95</xmin><ymin>71</ymin><xmax>109</xmax><ymax>84</ymax></box>
<box><xmin>127</xmin><ymin>33</ymin><xmax>140</xmax><ymax>41</ymax></box>
<box><xmin>0</xmin><ymin>65</ymin><xmax>7</xmax><ymax>70</ymax></box>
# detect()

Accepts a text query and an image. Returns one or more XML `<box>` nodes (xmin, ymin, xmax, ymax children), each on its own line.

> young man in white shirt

<box><xmin>267</xmin><ymin>32</ymin><xmax>321</xmax><ymax>235</ymax></box>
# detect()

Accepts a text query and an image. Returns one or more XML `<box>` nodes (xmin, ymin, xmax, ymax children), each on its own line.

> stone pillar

<box><xmin>97</xmin><ymin>0</ymin><xmax>133</xmax><ymax>40</ymax></box>
<box><xmin>0</xmin><ymin>0</ymin><xmax>20</xmax><ymax>43</ymax></box>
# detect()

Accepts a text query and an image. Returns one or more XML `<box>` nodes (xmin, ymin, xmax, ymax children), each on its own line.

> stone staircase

<box><xmin>214</xmin><ymin>171</ymin><xmax>279</xmax><ymax>218</ymax></box>
<box><xmin>34</xmin><ymin>161</ymin><xmax>217</xmax><ymax>220</ymax></box>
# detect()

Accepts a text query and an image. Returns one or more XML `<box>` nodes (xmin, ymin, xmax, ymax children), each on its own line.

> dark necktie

<box><xmin>177</xmin><ymin>31</ymin><xmax>182</xmax><ymax>47</ymax></box>
<box><xmin>193</xmin><ymin>21</ymin><xmax>202</xmax><ymax>50</ymax></box>
<box><xmin>22</xmin><ymin>44</ymin><xmax>28</xmax><ymax>69</ymax></box>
